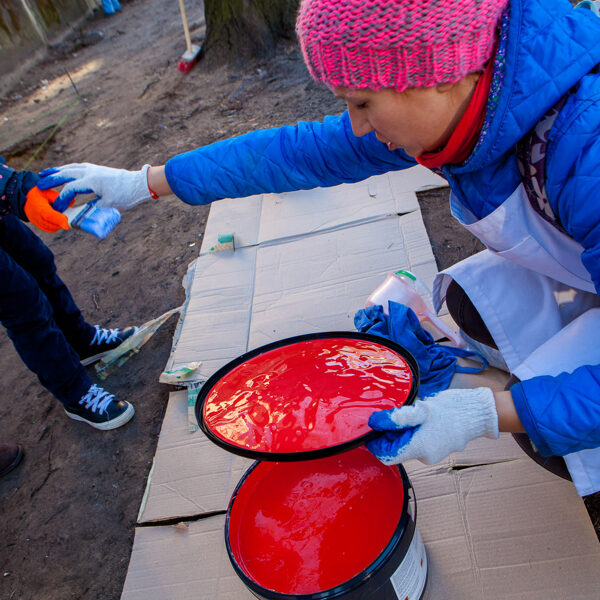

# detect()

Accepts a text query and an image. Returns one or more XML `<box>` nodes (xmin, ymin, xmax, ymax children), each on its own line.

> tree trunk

<box><xmin>203</xmin><ymin>0</ymin><xmax>299</xmax><ymax>62</ymax></box>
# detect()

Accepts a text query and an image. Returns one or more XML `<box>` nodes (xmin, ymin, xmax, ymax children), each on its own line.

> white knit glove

<box><xmin>37</xmin><ymin>163</ymin><xmax>153</xmax><ymax>212</ymax></box>
<box><xmin>366</xmin><ymin>388</ymin><xmax>499</xmax><ymax>465</ymax></box>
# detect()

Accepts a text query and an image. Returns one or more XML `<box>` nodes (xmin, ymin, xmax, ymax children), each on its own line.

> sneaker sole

<box><xmin>80</xmin><ymin>327</ymin><xmax>139</xmax><ymax>367</ymax></box>
<box><xmin>64</xmin><ymin>403</ymin><xmax>135</xmax><ymax>430</ymax></box>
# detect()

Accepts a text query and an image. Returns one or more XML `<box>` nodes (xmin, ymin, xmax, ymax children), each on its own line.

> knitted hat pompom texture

<box><xmin>296</xmin><ymin>0</ymin><xmax>509</xmax><ymax>93</ymax></box>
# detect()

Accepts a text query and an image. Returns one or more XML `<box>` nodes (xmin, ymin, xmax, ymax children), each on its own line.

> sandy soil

<box><xmin>0</xmin><ymin>0</ymin><xmax>597</xmax><ymax>598</ymax></box>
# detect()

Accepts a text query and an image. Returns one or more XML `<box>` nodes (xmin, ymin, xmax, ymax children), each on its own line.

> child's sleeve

<box><xmin>164</xmin><ymin>111</ymin><xmax>418</xmax><ymax>205</ymax></box>
<box><xmin>0</xmin><ymin>156</ymin><xmax>38</xmax><ymax>221</ymax></box>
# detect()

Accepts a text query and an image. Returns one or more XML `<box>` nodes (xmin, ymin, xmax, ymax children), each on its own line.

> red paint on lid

<box><xmin>202</xmin><ymin>337</ymin><xmax>414</xmax><ymax>454</ymax></box>
<box><xmin>227</xmin><ymin>447</ymin><xmax>405</xmax><ymax>594</ymax></box>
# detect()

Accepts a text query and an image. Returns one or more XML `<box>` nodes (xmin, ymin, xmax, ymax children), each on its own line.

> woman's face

<box><xmin>333</xmin><ymin>78</ymin><xmax>477</xmax><ymax>157</ymax></box>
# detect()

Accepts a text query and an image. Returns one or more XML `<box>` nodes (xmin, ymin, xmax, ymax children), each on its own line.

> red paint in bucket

<box><xmin>202</xmin><ymin>335</ymin><xmax>415</xmax><ymax>458</ymax></box>
<box><xmin>227</xmin><ymin>447</ymin><xmax>406</xmax><ymax>595</ymax></box>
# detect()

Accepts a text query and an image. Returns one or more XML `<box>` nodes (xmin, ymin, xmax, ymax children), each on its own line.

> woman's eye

<box><xmin>357</xmin><ymin>102</ymin><xmax>367</xmax><ymax>109</ymax></box>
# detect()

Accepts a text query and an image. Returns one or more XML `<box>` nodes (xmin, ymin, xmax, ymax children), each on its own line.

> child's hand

<box><xmin>37</xmin><ymin>163</ymin><xmax>152</xmax><ymax>212</ymax></box>
<box><xmin>24</xmin><ymin>186</ymin><xmax>70</xmax><ymax>233</ymax></box>
<box><xmin>366</xmin><ymin>387</ymin><xmax>499</xmax><ymax>465</ymax></box>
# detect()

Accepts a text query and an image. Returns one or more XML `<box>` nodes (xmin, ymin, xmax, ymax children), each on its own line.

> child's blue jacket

<box><xmin>165</xmin><ymin>0</ymin><xmax>600</xmax><ymax>458</ymax></box>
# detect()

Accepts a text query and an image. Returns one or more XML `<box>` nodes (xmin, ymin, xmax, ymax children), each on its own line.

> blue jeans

<box><xmin>0</xmin><ymin>216</ymin><xmax>93</xmax><ymax>406</ymax></box>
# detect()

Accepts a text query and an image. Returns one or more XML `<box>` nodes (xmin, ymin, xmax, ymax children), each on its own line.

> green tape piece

<box><xmin>395</xmin><ymin>269</ymin><xmax>416</xmax><ymax>280</ymax></box>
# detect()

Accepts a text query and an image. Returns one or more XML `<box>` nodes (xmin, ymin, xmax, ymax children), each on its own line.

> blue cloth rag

<box><xmin>354</xmin><ymin>301</ymin><xmax>487</xmax><ymax>397</ymax></box>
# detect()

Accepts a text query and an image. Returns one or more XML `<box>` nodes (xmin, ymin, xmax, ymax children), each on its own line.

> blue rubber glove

<box><xmin>366</xmin><ymin>388</ymin><xmax>499</xmax><ymax>465</ymax></box>
<box><xmin>355</xmin><ymin>302</ymin><xmax>488</xmax><ymax>396</ymax></box>
<box><xmin>37</xmin><ymin>163</ymin><xmax>152</xmax><ymax>213</ymax></box>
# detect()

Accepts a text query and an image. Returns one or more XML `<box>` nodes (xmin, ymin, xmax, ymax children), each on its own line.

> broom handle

<box><xmin>178</xmin><ymin>0</ymin><xmax>193</xmax><ymax>54</ymax></box>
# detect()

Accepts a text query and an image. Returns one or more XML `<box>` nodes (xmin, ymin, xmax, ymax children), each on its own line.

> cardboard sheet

<box><xmin>249</xmin><ymin>210</ymin><xmax>435</xmax><ymax>348</ymax></box>
<box><xmin>138</xmin><ymin>391</ymin><xmax>252</xmax><ymax>524</ymax></box>
<box><xmin>163</xmin><ymin>247</ymin><xmax>258</xmax><ymax>382</ymax></box>
<box><xmin>126</xmin><ymin>426</ymin><xmax>600</xmax><ymax>600</ymax></box>
<box><xmin>163</xmin><ymin>168</ymin><xmax>446</xmax><ymax>384</ymax></box>
<box><xmin>121</xmin><ymin>515</ymin><xmax>255</xmax><ymax>600</ymax></box>
<box><xmin>166</xmin><ymin>211</ymin><xmax>438</xmax><ymax>383</ymax></box>
<box><xmin>410</xmin><ymin>456</ymin><xmax>600</xmax><ymax>599</ymax></box>
<box><xmin>128</xmin><ymin>168</ymin><xmax>600</xmax><ymax>600</ymax></box>
<box><xmin>199</xmin><ymin>166</ymin><xmax>446</xmax><ymax>251</ymax></box>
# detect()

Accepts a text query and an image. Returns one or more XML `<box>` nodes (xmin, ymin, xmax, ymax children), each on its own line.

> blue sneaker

<box><xmin>79</xmin><ymin>325</ymin><xmax>137</xmax><ymax>366</ymax></box>
<box><xmin>64</xmin><ymin>384</ymin><xmax>134</xmax><ymax>430</ymax></box>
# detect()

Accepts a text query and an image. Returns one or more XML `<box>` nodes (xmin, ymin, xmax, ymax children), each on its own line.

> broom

<box><xmin>176</xmin><ymin>0</ymin><xmax>202</xmax><ymax>73</ymax></box>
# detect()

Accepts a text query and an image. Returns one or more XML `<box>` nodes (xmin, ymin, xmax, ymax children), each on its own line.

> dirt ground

<box><xmin>0</xmin><ymin>1</ymin><xmax>597</xmax><ymax>598</ymax></box>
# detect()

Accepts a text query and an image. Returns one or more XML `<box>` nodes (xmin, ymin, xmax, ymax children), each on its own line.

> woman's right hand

<box><xmin>366</xmin><ymin>387</ymin><xmax>500</xmax><ymax>465</ymax></box>
<box><xmin>37</xmin><ymin>163</ymin><xmax>153</xmax><ymax>212</ymax></box>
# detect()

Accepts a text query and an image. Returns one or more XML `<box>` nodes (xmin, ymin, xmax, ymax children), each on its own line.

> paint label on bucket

<box><xmin>390</xmin><ymin>525</ymin><xmax>427</xmax><ymax>600</ymax></box>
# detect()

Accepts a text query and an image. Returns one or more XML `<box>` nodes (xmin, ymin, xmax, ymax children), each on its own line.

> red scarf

<box><xmin>416</xmin><ymin>55</ymin><xmax>495</xmax><ymax>168</ymax></box>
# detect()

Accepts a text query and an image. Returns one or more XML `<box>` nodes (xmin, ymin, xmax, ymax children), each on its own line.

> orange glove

<box><xmin>24</xmin><ymin>186</ymin><xmax>70</xmax><ymax>233</ymax></box>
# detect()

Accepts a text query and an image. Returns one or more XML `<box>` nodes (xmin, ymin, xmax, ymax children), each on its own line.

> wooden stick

<box><xmin>177</xmin><ymin>0</ymin><xmax>193</xmax><ymax>54</ymax></box>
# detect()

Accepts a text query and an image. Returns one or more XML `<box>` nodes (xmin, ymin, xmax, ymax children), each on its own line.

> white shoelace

<box><xmin>91</xmin><ymin>325</ymin><xmax>120</xmax><ymax>346</ymax></box>
<box><xmin>80</xmin><ymin>384</ymin><xmax>115</xmax><ymax>414</ymax></box>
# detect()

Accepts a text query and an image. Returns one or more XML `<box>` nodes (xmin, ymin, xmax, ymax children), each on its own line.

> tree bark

<box><xmin>203</xmin><ymin>0</ymin><xmax>299</xmax><ymax>62</ymax></box>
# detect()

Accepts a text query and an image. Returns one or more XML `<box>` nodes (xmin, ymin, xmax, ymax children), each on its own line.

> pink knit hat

<box><xmin>296</xmin><ymin>0</ymin><xmax>509</xmax><ymax>92</ymax></box>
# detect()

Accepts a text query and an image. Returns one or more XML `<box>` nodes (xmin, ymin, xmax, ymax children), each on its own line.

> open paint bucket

<box><xmin>226</xmin><ymin>448</ymin><xmax>427</xmax><ymax>599</ymax></box>
<box><xmin>196</xmin><ymin>332</ymin><xmax>427</xmax><ymax>599</ymax></box>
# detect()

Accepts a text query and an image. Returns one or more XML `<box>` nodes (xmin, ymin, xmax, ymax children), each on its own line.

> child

<box><xmin>0</xmin><ymin>157</ymin><xmax>136</xmax><ymax>432</ymax></box>
<box><xmin>38</xmin><ymin>0</ymin><xmax>600</xmax><ymax>494</ymax></box>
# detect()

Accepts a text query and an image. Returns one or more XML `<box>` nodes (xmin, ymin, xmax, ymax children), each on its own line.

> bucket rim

<box><xmin>225</xmin><ymin>459</ymin><xmax>413</xmax><ymax>600</ymax></box>
<box><xmin>196</xmin><ymin>331</ymin><xmax>420</xmax><ymax>462</ymax></box>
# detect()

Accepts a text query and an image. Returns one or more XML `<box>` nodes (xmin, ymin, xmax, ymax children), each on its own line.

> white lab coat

<box><xmin>433</xmin><ymin>184</ymin><xmax>600</xmax><ymax>496</ymax></box>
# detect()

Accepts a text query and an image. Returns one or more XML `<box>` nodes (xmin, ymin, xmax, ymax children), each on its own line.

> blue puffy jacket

<box><xmin>165</xmin><ymin>0</ymin><xmax>600</xmax><ymax>458</ymax></box>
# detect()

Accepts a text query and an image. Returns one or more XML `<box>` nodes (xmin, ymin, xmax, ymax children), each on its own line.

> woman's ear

<box><xmin>436</xmin><ymin>82</ymin><xmax>456</xmax><ymax>93</ymax></box>
<box><xmin>437</xmin><ymin>72</ymin><xmax>482</xmax><ymax>94</ymax></box>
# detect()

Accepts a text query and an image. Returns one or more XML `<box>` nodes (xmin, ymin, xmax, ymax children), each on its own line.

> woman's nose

<box><xmin>348</xmin><ymin>106</ymin><xmax>372</xmax><ymax>137</ymax></box>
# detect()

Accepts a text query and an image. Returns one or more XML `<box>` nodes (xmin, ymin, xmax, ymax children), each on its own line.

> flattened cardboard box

<box><xmin>201</xmin><ymin>167</ymin><xmax>445</xmax><ymax>249</ymax></box>
<box><xmin>121</xmin><ymin>514</ymin><xmax>255</xmax><ymax>600</ymax></box>
<box><xmin>132</xmin><ymin>169</ymin><xmax>600</xmax><ymax>598</ymax></box>
<box><xmin>407</xmin><ymin>455</ymin><xmax>600</xmax><ymax>600</ymax></box>
<box><xmin>125</xmin><ymin>436</ymin><xmax>600</xmax><ymax>600</ymax></box>
<box><xmin>164</xmin><ymin>169</ymin><xmax>445</xmax><ymax>383</ymax></box>
<box><xmin>138</xmin><ymin>390</ymin><xmax>252</xmax><ymax>524</ymax></box>
<box><xmin>139</xmin><ymin>368</ymin><xmax>514</xmax><ymax>524</ymax></box>
<box><xmin>168</xmin><ymin>210</ymin><xmax>437</xmax><ymax>382</ymax></box>
<box><xmin>129</xmin><ymin>378</ymin><xmax>600</xmax><ymax>599</ymax></box>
